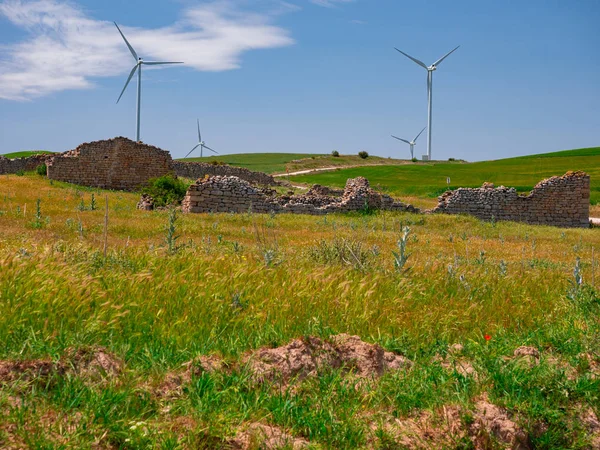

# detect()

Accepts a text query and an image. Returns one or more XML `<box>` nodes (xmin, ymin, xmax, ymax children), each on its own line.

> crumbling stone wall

<box><xmin>182</xmin><ymin>176</ymin><xmax>418</xmax><ymax>215</ymax></box>
<box><xmin>47</xmin><ymin>137</ymin><xmax>174</xmax><ymax>190</ymax></box>
<box><xmin>172</xmin><ymin>161</ymin><xmax>278</xmax><ymax>186</ymax></box>
<box><xmin>433</xmin><ymin>171</ymin><xmax>590</xmax><ymax>228</ymax></box>
<box><xmin>0</xmin><ymin>154</ymin><xmax>51</xmax><ymax>175</ymax></box>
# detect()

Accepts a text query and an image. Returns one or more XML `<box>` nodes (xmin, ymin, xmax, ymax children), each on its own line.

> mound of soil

<box><xmin>230</xmin><ymin>423</ymin><xmax>309</xmax><ymax>449</ymax></box>
<box><xmin>244</xmin><ymin>333</ymin><xmax>411</xmax><ymax>383</ymax></box>
<box><xmin>0</xmin><ymin>359</ymin><xmax>64</xmax><ymax>385</ymax></box>
<box><xmin>470</xmin><ymin>397</ymin><xmax>531</xmax><ymax>449</ymax></box>
<box><xmin>65</xmin><ymin>346</ymin><xmax>123</xmax><ymax>380</ymax></box>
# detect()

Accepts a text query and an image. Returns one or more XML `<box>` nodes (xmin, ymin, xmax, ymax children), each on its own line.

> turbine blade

<box><xmin>116</xmin><ymin>65</ymin><xmax>138</xmax><ymax>104</ymax></box>
<box><xmin>143</xmin><ymin>61</ymin><xmax>184</xmax><ymax>65</ymax></box>
<box><xmin>184</xmin><ymin>144</ymin><xmax>201</xmax><ymax>159</ymax></box>
<box><xmin>394</xmin><ymin>48</ymin><xmax>428</xmax><ymax>69</ymax></box>
<box><xmin>391</xmin><ymin>135</ymin><xmax>411</xmax><ymax>144</ymax></box>
<box><xmin>197</xmin><ymin>119</ymin><xmax>201</xmax><ymax>142</ymax></box>
<box><xmin>205</xmin><ymin>145</ymin><xmax>218</xmax><ymax>154</ymax></box>
<box><xmin>413</xmin><ymin>127</ymin><xmax>426</xmax><ymax>142</ymax></box>
<box><xmin>432</xmin><ymin>45</ymin><xmax>460</xmax><ymax>67</ymax></box>
<box><xmin>114</xmin><ymin>22</ymin><xmax>138</xmax><ymax>61</ymax></box>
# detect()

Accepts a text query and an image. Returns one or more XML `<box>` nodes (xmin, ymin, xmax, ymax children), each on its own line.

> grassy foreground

<box><xmin>1</xmin><ymin>173</ymin><xmax>600</xmax><ymax>448</ymax></box>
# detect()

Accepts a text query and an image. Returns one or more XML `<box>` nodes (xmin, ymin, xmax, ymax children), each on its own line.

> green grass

<box><xmin>179</xmin><ymin>153</ymin><xmax>325</xmax><ymax>174</ymax></box>
<box><xmin>2</xmin><ymin>150</ymin><xmax>55</xmax><ymax>158</ymax></box>
<box><xmin>0</xmin><ymin>173</ymin><xmax>600</xmax><ymax>447</ymax></box>
<box><xmin>291</xmin><ymin>146</ymin><xmax>600</xmax><ymax>207</ymax></box>
<box><xmin>178</xmin><ymin>153</ymin><xmax>409</xmax><ymax>174</ymax></box>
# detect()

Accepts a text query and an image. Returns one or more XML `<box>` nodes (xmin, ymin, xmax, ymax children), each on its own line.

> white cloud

<box><xmin>0</xmin><ymin>0</ymin><xmax>294</xmax><ymax>100</ymax></box>
<box><xmin>310</xmin><ymin>0</ymin><xmax>354</xmax><ymax>7</ymax></box>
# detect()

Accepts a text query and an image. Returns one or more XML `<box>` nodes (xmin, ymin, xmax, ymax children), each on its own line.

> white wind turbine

<box><xmin>395</xmin><ymin>45</ymin><xmax>460</xmax><ymax>161</ymax></box>
<box><xmin>184</xmin><ymin>119</ymin><xmax>219</xmax><ymax>158</ymax></box>
<box><xmin>391</xmin><ymin>126</ymin><xmax>426</xmax><ymax>160</ymax></box>
<box><xmin>114</xmin><ymin>22</ymin><xmax>183</xmax><ymax>142</ymax></box>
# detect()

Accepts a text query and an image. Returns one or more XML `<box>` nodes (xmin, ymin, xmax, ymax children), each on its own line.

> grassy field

<box><xmin>0</xmin><ymin>173</ymin><xmax>599</xmax><ymax>448</ymax></box>
<box><xmin>179</xmin><ymin>153</ymin><xmax>409</xmax><ymax>175</ymax></box>
<box><xmin>290</xmin><ymin>147</ymin><xmax>600</xmax><ymax>212</ymax></box>
<box><xmin>1</xmin><ymin>150</ymin><xmax>55</xmax><ymax>158</ymax></box>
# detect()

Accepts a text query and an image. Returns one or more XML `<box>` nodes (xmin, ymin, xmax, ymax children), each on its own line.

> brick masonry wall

<box><xmin>182</xmin><ymin>175</ymin><xmax>419</xmax><ymax>215</ymax></box>
<box><xmin>46</xmin><ymin>137</ymin><xmax>174</xmax><ymax>191</ymax></box>
<box><xmin>0</xmin><ymin>154</ymin><xmax>51</xmax><ymax>175</ymax></box>
<box><xmin>172</xmin><ymin>161</ymin><xmax>278</xmax><ymax>186</ymax></box>
<box><xmin>432</xmin><ymin>171</ymin><xmax>590</xmax><ymax>228</ymax></box>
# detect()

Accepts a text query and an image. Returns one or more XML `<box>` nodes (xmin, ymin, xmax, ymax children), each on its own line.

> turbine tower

<box><xmin>391</xmin><ymin>126</ymin><xmax>426</xmax><ymax>160</ymax></box>
<box><xmin>114</xmin><ymin>22</ymin><xmax>183</xmax><ymax>142</ymax></box>
<box><xmin>184</xmin><ymin>119</ymin><xmax>219</xmax><ymax>158</ymax></box>
<box><xmin>394</xmin><ymin>45</ymin><xmax>459</xmax><ymax>161</ymax></box>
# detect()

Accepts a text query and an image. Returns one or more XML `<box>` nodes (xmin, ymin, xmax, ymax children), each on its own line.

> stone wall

<box><xmin>0</xmin><ymin>154</ymin><xmax>51</xmax><ymax>175</ymax></box>
<box><xmin>47</xmin><ymin>137</ymin><xmax>174</xmax><ymax>191</ymax></box>
<box><xmin>432</xmin><ymin>171</ymin><xmax>590</xmax><ymax>228</ymax></box>
<box><xmin>182</xmin><ymin>176</ymin><xmax>418</xmax><ymax>215</ymax></box>
<box><xmin>172</xmin><ymin>161</ymin><xmax>278</xmax><ymax>186</ymax></box>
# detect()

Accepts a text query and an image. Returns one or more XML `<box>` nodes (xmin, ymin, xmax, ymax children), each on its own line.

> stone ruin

<box><xmin>182</xmin><ymin>175</ymin><xmax>418</xmax><ymax>215</ymax></box>
<box><xmin>0</xmin><ymin>153</ymin><xmax>51</xmax><ymax>175</ymax></box>
<box><xmin>2</xmin><ymin>137</ymin><xmax>279</xmax><ymax>191</ymax></box>
<box><xmin>432</xmin><ymin>171</ymin><xmax>590</xmax><ymax>228</ymax></box>
<box><xmin>47</xmin><ymin>137</ymin><xmax>174</xmax><ymax>191</ymax></box>
<box><xmin>172</xmin><ymin>161</ymin><xmax>278</xmax><ymax>186</ymax></box>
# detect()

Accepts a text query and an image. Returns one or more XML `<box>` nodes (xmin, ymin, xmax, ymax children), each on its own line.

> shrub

<box><xmin>331</xmin><ymin>150</ymin><xmax>340</xmax><ymax>157</ymax></box>
<box><xmin>448</xmin><ymin>157</ymin><xmax>456</xmax><ymax>162</ymax></box>
<box><xmin>15</xmin><ymin>169</ymin><xmax>25</xmax><ymax>176</ymax></box>
<box><xmin>411</xmin><ymin>157</ymin><xmax>418</xmax><ymax>163</ymax></box>
<box><xmin>36</xmin><ymin>164</ymin><xmax>47</xmax><ymax>176</ymax></box>
<box><xmin>142</xmin><ymin>174</ymin><xmax>188</xmax><ymax>207</ymax></box>
<box><xmin>358</xmin><ymin>151</ymin><xmax>369</xmax><ymax>159</ymax></box>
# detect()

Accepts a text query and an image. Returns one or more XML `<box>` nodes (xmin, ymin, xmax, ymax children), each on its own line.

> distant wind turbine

<box><xmin>394</xmin><ymin>45</ymin><xmax>459</xmax><ymax>161</ymax></box>
<box><xmin>114</xmin><ymin>22</ymin><xmax>183</xmax><ymax>142</ymax></box>
<box><xmin>391</xmin><ymin>127</ymin><xmax>426</xmax><ymax>160</ymax></box>
<box><xmin>184</xmin><ymin>119</ymin><xmax>219</xmax><ymax>158</ymax></box>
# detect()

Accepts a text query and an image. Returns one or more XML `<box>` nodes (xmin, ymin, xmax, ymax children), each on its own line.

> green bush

<box><xmin>36</xmin><ymin>163</ymin><xmax>47</xmax><ymax>176</ymax></box>
<box><xmin>15</xmin><ymin>169</ymin><xmax>25</xmax><ymax>176</ymax></box>
<box><xmin>142</xmin><ymin>174</ymin><xmax>189</xmax><ymax>207</ymax></box>
<box><xmin>331</xmin><ymin>150</ymin><xmax>340</xmax><ymax>157</ymax></box>
<box><xmin>358</xmin><ymin>151</ymin><xmax>369</xmax><ymax>159</ymax></box>
<box><xmin>411</xmin><ymin>157</ymin><xmax>418</xmax><ymax>163</ymax></box>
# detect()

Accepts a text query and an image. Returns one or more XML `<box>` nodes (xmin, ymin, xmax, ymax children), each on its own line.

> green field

<box><xmin>1</xmin><ymin>150</ymin><xmax>55</xmax><ymax>158</ymax></box>
<box><xmin>291</xmin><ymin>147</ymin><xmax>600</xmax><ymax>207</ymax></box>
<box><xmin>179</xmin><ymin>152</ymin><xmax>324</xmax><ymax>174</ymax></box>
<box><xmin>179</xmin><ymin>153</ymin><xmax>408</xmax><ymax>175</ymax></box>
<box><xmin>0</xmin><ymin>173</ymin><xmax>599</xmax><ymax>448</ymax></box>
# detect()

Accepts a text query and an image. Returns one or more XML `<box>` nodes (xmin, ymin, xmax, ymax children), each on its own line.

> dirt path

<box><xmin>273</xmin><ymin>162</ymin><xmax>410</xmax><ymax>177</ymax></box>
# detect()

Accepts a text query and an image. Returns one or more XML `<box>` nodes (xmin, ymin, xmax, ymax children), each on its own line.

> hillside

<box><xmin>290</xmin><ymin>147</ymin><xmax>600</xmax><ymax>210</ymax></box>
<box><xmin>2</xmin><ymin>150</ymin><xmax>55</xmax><ymax>158</ymax></box>
<box><xmin>178</xmin><ymin>152</ymin><xmax>409</xmax><ymax>174</ymax></box>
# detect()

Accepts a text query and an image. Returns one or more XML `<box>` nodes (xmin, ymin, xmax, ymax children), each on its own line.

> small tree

<box><xmin>358</xmin><ymin>151</ymin><xmax>369</xmax><ymax>159</ymax></box>
<box><xmin>331</xmin><ymin>150</ymin><xmax>340</xmax><ymax>157</ymax></box>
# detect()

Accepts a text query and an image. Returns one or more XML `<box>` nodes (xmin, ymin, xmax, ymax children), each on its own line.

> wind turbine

<box><xmin>184</xmin><ymin>119</ymin><xmax>219</xmax><ymax>158</ymax></box>
<box><xmin>394</xmin><ymin>45</ymin><xmax>459</xmax><ymax>161</ymax></box>
<box><xmin>391</xmin><ymin>126</ymin><xmax>426</xmax><ymax>160</ymax></box>
<box><xmin>114</xmin><ymin>22</ymin><xmax>183</xmax><ymax>142</ymax></box>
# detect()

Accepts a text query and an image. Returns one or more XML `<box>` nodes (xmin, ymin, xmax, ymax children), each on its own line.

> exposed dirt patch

<box><xmin>578</xmin><ymin>353</ymin><xmax>600</xmax><ymax>377</ymax></box>
<box><xmin>65</xmin><ymin>346</ymin><xmax>123</xmax><ymax>380</ymax></box>
<box><xmin>243</xmin><ymin>334</ymin><xmax>411</xmax><ymax>383</ymax></box>
<box><xmin>470</xmin><ymin>396</ymin><xmax>531</xmax><ymax>449</ymax></box>
<box><xmin>580</xmin><ymin>408</ymin><xmax>600</xmax><ymax>449</ymax></box>
<box><xmin>156</xmin><ymin>354</ymin><xmax>226</xmax><ymax>399</ymax></box>
<box><xmin>370</xmin><ymin>406</ymin><xmax>467</xmax><ymax>449</ymax></box>
<box><xmin>0</xmin><ymin>359</ymin><xmax>64</xmax><ymax>385</ymax></box>
<box><xmin>510</xmin><ymin>346</ymin><xmax>540</xmax><ymax>369</ymax></box>
<box><xmin>230</xmin><ymin>423</ymin><xmax>309</xmax><ymax>449</ymax></box>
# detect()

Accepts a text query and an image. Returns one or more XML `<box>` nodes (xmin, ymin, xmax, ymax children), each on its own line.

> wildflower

<box><xmin>484</xmin><ymin>334</ymin><xmax>491</xmax><ymax>341</ymax></box>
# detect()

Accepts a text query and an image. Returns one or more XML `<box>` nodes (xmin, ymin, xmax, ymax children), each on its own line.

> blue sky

<box><xmin>0</xmin><ymin>0</ymin><xmax>598</xmax><ymax>161</ymax></box>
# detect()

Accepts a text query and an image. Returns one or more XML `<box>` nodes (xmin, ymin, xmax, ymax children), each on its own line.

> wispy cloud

<box><xmin>0</xmin><ymin>0</ymin><xmax>294</xmax><ymax>100</ymax></box>
<box><xmin>310</xmin><ymin>0</ymin><xmax>355</xmax><ymax>8</ymax></box>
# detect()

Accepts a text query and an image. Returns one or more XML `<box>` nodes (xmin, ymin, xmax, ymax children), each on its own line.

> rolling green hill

<box><xmin>2</xmin><ymin>150</ymin><xmax>55</xmax><ymax>158</ymax></box>
<box><xmin>179</xmin><ymin>153</ymin><xmax>325</xmax><ymax>174</ymax></box>
<box><xmin>290</xmin><ymin>147</ymin><xmax>600</xmax><ymax>207</ymax></box>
